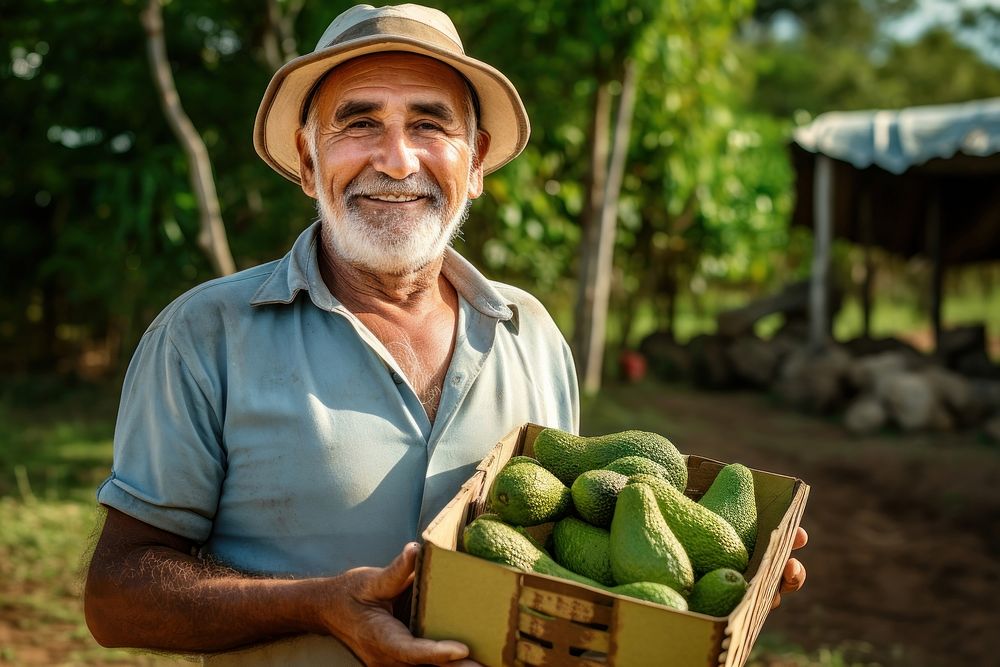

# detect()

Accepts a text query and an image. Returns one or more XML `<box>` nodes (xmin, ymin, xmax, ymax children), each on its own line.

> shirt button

<box><xmin>391</xmin><ymin>371</ymin><xmax>403</xmax><ymax>385</ymax></box>
<box><xmin>452</xmin><ymin>374</ymin><xmax>463</xmax><ymax>385</ymax></box>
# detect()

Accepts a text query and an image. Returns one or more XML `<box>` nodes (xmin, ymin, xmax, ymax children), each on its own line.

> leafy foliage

<box><xmin>3</xmin><ymin>0</ymin><xmax>999</xmax><ymax>375</ymax></box>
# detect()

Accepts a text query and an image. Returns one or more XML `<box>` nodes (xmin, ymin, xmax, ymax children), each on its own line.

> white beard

<box><xmin>316</xmin><ymin>173</ymin><xmax>470</xmax><ymax>276</ymax></box>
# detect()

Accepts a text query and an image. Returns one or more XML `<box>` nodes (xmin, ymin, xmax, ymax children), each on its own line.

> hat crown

<box><xmin>254</xmin><ymin>3</ymin><xmax>529</xmax><ymax>183</ymax></box>
<box><xmin>315</xmin><ymin>4</ymin><xmax>464</xmax><ymax>53</ymax></box>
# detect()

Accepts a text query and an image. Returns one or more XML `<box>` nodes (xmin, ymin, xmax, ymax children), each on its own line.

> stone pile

<box><xmin>639</xmin><ymin>321</ymin><xmax>1000</xmax><ymax>442</ymax></box>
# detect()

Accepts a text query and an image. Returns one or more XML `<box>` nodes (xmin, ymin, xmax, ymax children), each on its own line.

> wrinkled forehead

<box><xmin>303</xmin><ymin>52</ymin><xmax>479</xmax><ymax>124</ymax></box>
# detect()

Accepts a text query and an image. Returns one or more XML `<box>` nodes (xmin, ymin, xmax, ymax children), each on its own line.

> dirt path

<box><xmin>607</xmin><ymin>384</ymin><xmax>1000</xmax><ymax>667</ymax></box>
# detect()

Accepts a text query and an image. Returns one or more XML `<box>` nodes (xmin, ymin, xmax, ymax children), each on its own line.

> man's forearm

<box><xmin>85</xmin><ymin>509</ymin><xmax>470</xmax><ymax>665</ymax></box>
<box><xmin>85</xmin><ymin>545</ymin><xmax>333</xmax><ymax>652</ymax></box>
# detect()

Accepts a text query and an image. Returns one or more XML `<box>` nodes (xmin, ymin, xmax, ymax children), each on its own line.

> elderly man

<box><xmin>84</xmin><ymin>4</ymin><xmax>805</xmax><ymax>666</ymax></box>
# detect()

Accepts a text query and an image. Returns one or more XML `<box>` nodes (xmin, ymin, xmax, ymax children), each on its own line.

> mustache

<box><xmin>344</xmin><ymin>172</ymin><xmax>444</xmax><ymax>207</ymax></box>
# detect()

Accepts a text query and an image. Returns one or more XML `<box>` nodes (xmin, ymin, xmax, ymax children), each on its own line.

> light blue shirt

<box><xmin>98</xmin><ymin>222</ymin><xmax>579</xmax><ymax>578</ymax></box>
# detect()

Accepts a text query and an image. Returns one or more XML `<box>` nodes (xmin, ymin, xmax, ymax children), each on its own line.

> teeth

<box><xmin>368</xmin><ymin>194</ymin><xmax>420</xmax><ymax>202</ymax></box>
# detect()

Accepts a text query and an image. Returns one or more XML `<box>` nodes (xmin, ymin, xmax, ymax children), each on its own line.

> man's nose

<box><xmin>372</xmin><ymin>126</ymin><xmax>420</xmax><ymax>180</ymax></box>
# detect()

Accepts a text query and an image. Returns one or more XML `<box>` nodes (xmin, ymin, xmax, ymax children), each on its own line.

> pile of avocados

<box><xmin>462</xmin><ymin>427</ymin><xmax>759</xmax><ymax>617</ymax></box>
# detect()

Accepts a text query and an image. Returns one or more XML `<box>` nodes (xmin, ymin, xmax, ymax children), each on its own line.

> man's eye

<box><xmin>416</xmin><ymin>121</ymin><xmax>443</xmax><ymax>131</ymax></box>
<box><xmin>347</xmin><ymin>120</ymin><xmax>374</xmax><ymax>129</ymax></box>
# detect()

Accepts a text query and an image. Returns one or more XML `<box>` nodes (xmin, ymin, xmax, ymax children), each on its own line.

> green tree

<box><xmin>439</xmin><ymin>0</ymin><xmax>758</xmax><ymax>392</ymax></box>
<box><xmin>1</xmin><ymin>0</ymin><xmax>322</xmax><ymax>373</ymax></box>
<box><xmin>9</xmin><ymin>0</ymin><xmax>996</xmax><ymax>385</ymax></box>
<box><xmin>748</xmin><ymin>0</ymin><xmax>1000</xmax><ymax>115</ymax></box>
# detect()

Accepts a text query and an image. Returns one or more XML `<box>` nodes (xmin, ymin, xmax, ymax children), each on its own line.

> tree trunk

<box><xmin>620</xmin><ymin>213</ymin><xmax>656</xmax><ymax>347</ymax></box>
<box><xmin>573</xmin><ymin>80</ymin><xmax>612</xmax><ymax>380</ymax></box>
<box><xmin>663</xmin><ymin>195</ymin><xmax>696</xmax><ymax>340</ymax></box>
<box><xmin>665</xmin><ymin>273</ymin><xmax>677</xmax><ymax>340</ymax></box>
<box><xmin>41</xmin><ymin>197</ymin><xmax>71</xmax><ymax>369</ymax></box>
<box><xmin>263</xmin><ymin>0</ymin><xmax>303</xmax><ymax>71</ymax></box>
<box><xmin>926</xmin><ymin>183</ymin><xmax>944</xmax><ymax>356</ymax></box>
<box><xmin>575</xmin><ymin>60</ymin><xmax>639</xmax><ymax>395</ymax></box>
<box><xmin>141</xmin><ymin>0</ymin><xmax>236</xmax><ymax>277</ymax></box>
<box><xmin>860</xmin><ymin>189</ymin><xmax>874</xmax><ymax>339</ymax></box>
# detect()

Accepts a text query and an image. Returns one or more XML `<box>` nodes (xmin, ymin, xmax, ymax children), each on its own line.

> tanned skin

<box><xmin>85</xmin><ymin>508</ymin><xmax>476</xmax><ymax>665</ymax></box>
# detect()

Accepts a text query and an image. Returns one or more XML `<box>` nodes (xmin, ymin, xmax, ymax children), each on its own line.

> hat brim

<box><xmin>253</xmin><ymin>36</ymin><xmax>530</xmax><ymax>184</ymax></box>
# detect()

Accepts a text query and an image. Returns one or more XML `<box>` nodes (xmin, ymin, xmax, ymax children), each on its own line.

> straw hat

<box><xmin>253</xmin><ymin>3</ymin><xmax>530</xmax><ymax>183</ymax></box>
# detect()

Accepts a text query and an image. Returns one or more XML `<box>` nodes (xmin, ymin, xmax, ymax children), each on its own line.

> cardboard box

<box><xmin>413</xmin><ymin>423</ymin><xmax>809</xmax><ymax>667</ymax></box>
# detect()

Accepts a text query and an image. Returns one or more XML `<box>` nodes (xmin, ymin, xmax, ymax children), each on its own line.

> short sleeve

<box><xmin>97</xmin><ymin>323</ymin><xmax>225</xmax><ymax>542</ymax></box>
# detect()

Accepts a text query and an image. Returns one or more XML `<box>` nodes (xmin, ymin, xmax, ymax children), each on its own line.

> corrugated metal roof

<box><xmin>792</xmin><ymin>97</ymin><xmax>1000</xmax><ymax>174</ymax></box>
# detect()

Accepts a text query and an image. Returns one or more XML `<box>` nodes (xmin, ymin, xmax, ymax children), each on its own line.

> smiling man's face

<box><xmin>296</xmin><ymin>52</ymin><xmax>487</xmax><ymax>276</ymax></box>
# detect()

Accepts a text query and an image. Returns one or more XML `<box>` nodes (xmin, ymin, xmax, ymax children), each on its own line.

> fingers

<box><xmin>324</xmin><ymin>543</ymin><xmax>473</xmax><ymax>666</ymax></box>
<box><xmin>402</xmin><ymin>638</ymin><xmax>469</xmax><ymax>664</ymax></box>
<box><xmin>792</xmin><ymin>526</ymin><xmax>808</xmax><ymax>550</ymax></box>
<box><xmin>375</xmin><ymin>619</ymin><xmax>469</xmax><ymax>665</ymax></box>
<box><xmin>343</xmin><ymin>598</ymin><xmax>470</xmax><ymax>666</ymax></box>
<box><xmin>368</xmin><ymin>542</ymin><xmax>420</xmax><ymax>601</ymax></box>
<box><xmin>773</xmin><ymin>526</ymin><xmax>808</xmax><ymax>609</ymax></box>
<box><xmin>771</xmin><ymin>557</ymin><xmax>807</xmax><ymax>609</ymax></box>
<box><xmin>782</xmin><ymin>558</ymin><xmax>806</xmax><ymax>592</ymax></box>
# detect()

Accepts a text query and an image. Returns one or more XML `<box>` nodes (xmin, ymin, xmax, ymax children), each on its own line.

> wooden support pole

<box><xmin>809</xmin><ymin>155</ymin><xmax>834</xmax><ymax>351</ymax></box>
<box><xmin>926</xmin><ymin>185</ymin><xmax>944</xmax><ymax>355</ymax></box>
<box><xmin>860</xmin><ymin>188</ymin><xmax>874</xmax><ymax>339</ymax></box>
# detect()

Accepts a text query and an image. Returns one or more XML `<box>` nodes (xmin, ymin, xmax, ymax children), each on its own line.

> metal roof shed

<box><xmin>790</xmin><ymin>97</ymin><xmax>1000</xmax><ymax>352</ymax></box>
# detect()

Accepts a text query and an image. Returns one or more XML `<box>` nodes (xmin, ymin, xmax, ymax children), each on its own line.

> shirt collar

<box><xmin>250</xmin><ymin>221</ymin><xmax>515</xmax><ymax>323</ymax></box>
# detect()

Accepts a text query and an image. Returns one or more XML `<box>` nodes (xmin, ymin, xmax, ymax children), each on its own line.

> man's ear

<box><xmin>468</xmin><ymin>129</ymin><xmax>491</xmax><ymax>199</ymax></box>
<box><xmin>294</xmin><ymin>128</ymin><xmax>317</xmax><ymax>199</ymax></box>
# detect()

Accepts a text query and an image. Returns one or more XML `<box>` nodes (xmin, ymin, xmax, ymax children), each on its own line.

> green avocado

<box><xmin>688</xmin><ymin>568</ymin><xmax>749</xmax><ymax>617</ymax></box>
<box><xmin>698</xmin><ymin>463</ymin><xmax>758</xmax><ymax>557</ymax></box>
<box><xmin>630</xmin><ymin>474</ymin><xmax>748</xmax><ymax>577</ymax></box>
<box><xmin>552</xmin><ymin>516</ymin><xmax>616</xmax><ymax>586</ymax></box>
<box><xmin>463</xmin><ymin>516</ymin><xmax>690</xmax><ymax>610</ymax></box>
<box><xmin>609</xmin><ymin>483</ymin><xmax>694</xmax><ymax>595</ymax></box>
<box><xmin>602</xmin><ymin>455</ymin><xmax>685</xmax><ymax>491</ymax></box>
<box><xmin>463</xmin><ymin>516</ymin><xmax>609</xmax><ymax>589</ymax></box>
<box><xmin>488</xmin><ymin>457</ymin><xmax>571</xmax><ymax>526</ymax></box>
<box><xmin>532</xmin><ymin>428</ymin><xmax>687</xmax><ymax>488</ymax></box>
<box><xmin>571</xmin><ymin>469</ymin><xmax>629</xmax><ymax>527</ymax></box>
<box><xmin>610</xmin><ymin>581</ymin><xmax>688</xmax><ymax>610</ymax></box>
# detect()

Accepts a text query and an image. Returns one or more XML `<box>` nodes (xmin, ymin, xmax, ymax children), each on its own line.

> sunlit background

<box><xmin>2</xmin><ymin>1</ymin><xmax>999</xmax><ymax>665</ymax></box>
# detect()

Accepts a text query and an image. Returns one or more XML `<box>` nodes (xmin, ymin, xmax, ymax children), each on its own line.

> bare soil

<box><xmin>610</xmin><ymin>383</ymin><xmax>1000</xmax><ymax>667</ymax></box>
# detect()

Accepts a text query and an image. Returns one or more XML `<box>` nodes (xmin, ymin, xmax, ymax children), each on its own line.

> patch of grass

<box><xmin>0</xmin><ymin>378</ymin><xmax>163</xmax><ymax>663</ymax></box>
<box><xmin>834</xmin><ymin>284</ymin><xmax>999</xmax><ymax>359</ymax></box>
<box><xmin>0</xmin><ymin>377</ymin><xmax>118</xmax><ymax>503</ymax></box>
<box><xmin>0</xmin><ymin>497</ymin><xmax>103</xmax><ymax>664</ymax></box>
<box><xmin>580</xmin><ymin>380</ymin><xmax>694</xmax><ymax>437</ymax></box>
<box><xmin>0</xmin><ymin>498</ymin><xmax>99</xmax><ymax>604</ymax></box>
<box><xmin>0</xmin><ymin>491</ymin><xmax>184</xmax><ymax>665</ymax></box>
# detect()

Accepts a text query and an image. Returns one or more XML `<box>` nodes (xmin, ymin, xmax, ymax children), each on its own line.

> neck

<box><xmin>319</xmin><ymin>242</ymin><xmax>451</xmax><ymax>315</ymax></box>
<box><xmin>316</xmin><ymin>232</ymin><xmax>460</xmax><ymax>424</ymax></box>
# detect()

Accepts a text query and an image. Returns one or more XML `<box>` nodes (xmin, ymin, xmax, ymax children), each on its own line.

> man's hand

<box><xmin>321</xmin><ymin>543</ymin><xmax>481</xmax><ymax>666</ymax></box>
<box><xmin>771</xmin><ymin>526</ymin><xmax>808</xmax><ymax>609</ymax></box>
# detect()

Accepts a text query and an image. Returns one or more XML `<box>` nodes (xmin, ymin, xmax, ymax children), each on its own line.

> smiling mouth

<box><xmin>364</xmin><ymin>194</ymin><xmax>424</xmax><ymax>203</ymax></box>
